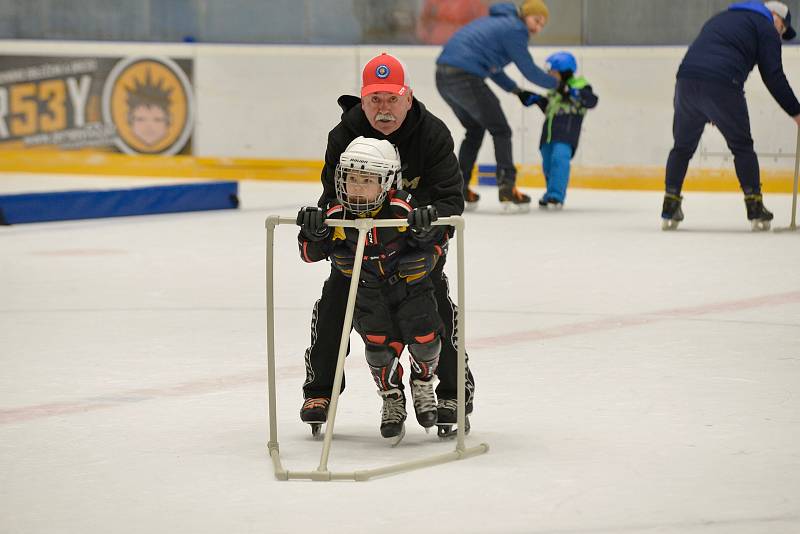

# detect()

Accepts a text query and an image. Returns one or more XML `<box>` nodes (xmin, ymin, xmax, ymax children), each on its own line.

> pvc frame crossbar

<box><xmin>264</xmin><ymin>215</ymin><xmax>488</xmax><ymax>481</ymax></box>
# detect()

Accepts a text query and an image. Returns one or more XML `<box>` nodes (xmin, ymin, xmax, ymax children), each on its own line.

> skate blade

<box><xmin>751</xmin><ymin>220</ymin><xmax>771</xmax><ymax>232</ymax></box>
<box><xmin>661</xmin><ymin>218</ymin><xmax>680</xmax><ymax>231</ymax></box>
<box><xmin>464</xmin><ymin>201</ymin><xmax>479</xmax><ymax>212</ymax></box>
<box><xmin>500</xmin><ymin>202</ymin><xmax>531</xmax><ymax>214</ymax></box>
<box><xmin>437</xmin><ymin>423</ymin><xmax>470</xmax><ymax>439</ymax></box>
<box><xmin>385</xmin><ymin>424</ymin><xmax>405</xmax><ymax>447</ymax></box>
<box><xmin>309</xmin><ymin>423</ymin><xmax>324</xmax><ymax>439</ymax></box>
<box><xmin>539</xmin><ymin>203</ymin><xmax>563</xmax><ymax>211</ymax></box>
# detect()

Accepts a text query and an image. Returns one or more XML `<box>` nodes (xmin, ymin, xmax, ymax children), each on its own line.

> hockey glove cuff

<box><xmin>331</xmin><ymin>245</ymin><xmax>355</xmax><ymax>277</ymax></box>
<box><xmin>398</xmin><ymin>248</ymin><xmax>441</xmax><ymax>285</ymax></box>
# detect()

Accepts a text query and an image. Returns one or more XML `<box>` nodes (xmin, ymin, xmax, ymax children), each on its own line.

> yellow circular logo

<box><xmin>102</xmin><ymin>56</ymin><xmax>194</xmax><ymax>155</ymax></box>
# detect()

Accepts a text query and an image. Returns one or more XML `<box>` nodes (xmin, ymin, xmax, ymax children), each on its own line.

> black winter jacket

<box><xmin>317</xmin><ymin>96</ymin><xmax>464</xmax><ymax>218</ymax></box>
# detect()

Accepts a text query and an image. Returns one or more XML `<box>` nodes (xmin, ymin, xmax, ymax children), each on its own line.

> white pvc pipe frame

<box><xmin>264</xmin><ymin>215</ymin><xmax>489</xmax><ymax>481</ymax></box>
<box><xmin>774</xmin><ymin>125</ymin><xmax>799</xmax><ymax>233</ymax></box>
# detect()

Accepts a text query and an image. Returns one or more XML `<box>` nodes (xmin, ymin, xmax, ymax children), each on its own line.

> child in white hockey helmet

<box><xmin>296</xmin><ymin>136</ymin><xmax>448</xmax><ymax>445</ymax></box>
<box><xmin>528</xmin><ymin>51</ymin><xmax>599</xmax><ymax>209</ymax></box>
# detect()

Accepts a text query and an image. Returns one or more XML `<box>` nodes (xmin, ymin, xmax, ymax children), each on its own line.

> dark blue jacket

<box><xmin>436</xmin><ymin>3</ymin><xmax>556</xmax><ymax>92</ymax></box>
<box><xmin>677</xmin><ymin>1</ymin><xmax>800</xmax><ymax>116</ymax></box>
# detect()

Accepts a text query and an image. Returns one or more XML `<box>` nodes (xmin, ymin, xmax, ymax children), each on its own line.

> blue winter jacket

<box><xmin>677</xmin><ymin>1</ymin><xmax>800</xmax><ymax>116</ymax></box>
<box><xmin>436</xmin><ymin>2</ymin><xmax>556</xmax><ymax>92</ymax></box>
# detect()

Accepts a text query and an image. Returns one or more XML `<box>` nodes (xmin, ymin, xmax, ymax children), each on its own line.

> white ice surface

<box><xmin>1</xmin><ymin>174</ymin><xmax>799</xmax><ymax>534</ymax></box>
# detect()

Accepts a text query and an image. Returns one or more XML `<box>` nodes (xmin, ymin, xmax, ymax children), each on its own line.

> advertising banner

<box><xmin>0</xmin><ymin>55</ymin><xmax>194</xmax><ymax>155</ymax></box>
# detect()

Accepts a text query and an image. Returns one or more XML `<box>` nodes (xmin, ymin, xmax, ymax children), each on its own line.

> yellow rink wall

<box><xmin>0</xmin><ymin>149</ymin><xmax>794</xmax><ymax>193</ymax></box>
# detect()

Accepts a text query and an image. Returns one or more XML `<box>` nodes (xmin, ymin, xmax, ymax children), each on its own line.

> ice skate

<box><xmin>300</xmin><ymin>397</ymin><xmax>329</xmax><ymax>438</ymax></box>
<box><xmin>378</xmin><ymin>388</ymin><xmax>407</xmax><ymax>446</ymax></box>
<box><xmin>409</xmin><ymin>378</ymin><xmax>437</xmax><ymax>430</ymax></box>
<box><xmin>538</xmin><ymin>196</ymin><xmax>563</xmax><ymax>210</ymax></box>
<box><xmin>499</xmin><ymin>185</ymin><xmax>531</xmax><ymax>214</ymax></box>
<box><xmin>661</xmin><ymin>193</ymin><xmax>684</xmax><ymax>231</ymax></box>
<box><xmin>745</xmin><ymin>194</ymin><xmax>773</xmax><ymax>232</ymax></box>
<box><xmin>464</xmin><ymin>188</ymin><xmax>480</xmax><ymax>212</ymax></box>
<box><xmin>436</xmin><ymin>398</ymin><xmax>472</xmax><ymax>439</ymax></box>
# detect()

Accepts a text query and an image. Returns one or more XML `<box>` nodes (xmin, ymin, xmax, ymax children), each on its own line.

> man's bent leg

<box><xmin>436</xmin><ymin>68</ymin><xmax>486</xmax><ymax>197</ymax></box>
<box><xmin>302</xmin><ymin>268</ymin><xmax>351</xmax><ymax>400</ymax></box>
<box><xmin>473</xmin><ymin>86</ymin><xmax>515</xmax><ymax>189</ymax></box>
<box><xmin>705</xmin><ymin>86</ymin><xmax>760</xmax><ymax>194</ymax></box>
<box><xmin>430</xmin><ymin>258</ymin><xmax>475</xmax><ymax>410</ymax></box>
<box><xmin>665</xmin><ymin>79</ymin><xmax>707</xmax><ymax>195</ymax></box>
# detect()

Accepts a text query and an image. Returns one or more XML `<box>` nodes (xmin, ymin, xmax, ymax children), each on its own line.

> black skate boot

<box><xmin>464</xmin><ymin>188</ymin><xmax>480</xmax><ymax>212</ymax></box>
<box><xmin>300</xmin><ymin>397</ymin><xmax>329</xmax><ymax>438</ymax></box>
<box><xmin>499</xmin><ymin>184</ymin><xmax>531</xmax><ymax>214</ymax></box>
<box><xmin>409</xmin><ymin>378</ymin><xmax>437</xmax><ymax>429</ymax></box>
<box><xmin>661</xmin><ymin>193</ymin><xmax>684</xmax><ymax>231</ymax></box>
<box><xmin>378</xmin><ymin>388</ymin><xmax>407</xmax><ymax>446</ymax></box>
<box><xmin>538</xmin><ymin>196</ymin><xmax>563</xmax><ymax>210</ymax></box>
<box><xmin>436</xmin><ymin>398</ymin><xmax>472</xmax><ymax>438</ymax></box>
<box><xmin>745</xmin><ymin>193</ymin><xmax>773</xmax><ymax>232</ymax></box>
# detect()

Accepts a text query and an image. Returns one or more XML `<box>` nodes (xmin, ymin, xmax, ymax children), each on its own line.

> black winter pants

<box><xmin>435</xmin><ymin>64</ymin><xmax>516</xmax><ymax>190</ymax></box>
<box><xmin>302</xmin><ymin>256</ymin><xmax>475</xmax><ymax>405</ymax></box>
<box><xmin>665</xmin><ymin>78</ymin><xmax>760</xmax><ymax>195</ymax></box>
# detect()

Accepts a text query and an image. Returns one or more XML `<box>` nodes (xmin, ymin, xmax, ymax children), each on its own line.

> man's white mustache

<box><xmin>375</xmin><ymin>112</ymin><xmax>396</xmax><ymax>122</ymax></box>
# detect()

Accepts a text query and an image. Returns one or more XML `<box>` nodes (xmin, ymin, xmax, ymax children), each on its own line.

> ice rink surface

<box><xmin>1</xmin><ymin>174</ymin><xmax>799</xmax><ymax>534</ymax></box>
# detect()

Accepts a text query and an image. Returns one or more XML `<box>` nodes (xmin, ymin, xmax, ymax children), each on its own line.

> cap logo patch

<box><xmin>375</xmin><ymin>65</ymin><xmax>390</xmax><ymax>79</ymax></box>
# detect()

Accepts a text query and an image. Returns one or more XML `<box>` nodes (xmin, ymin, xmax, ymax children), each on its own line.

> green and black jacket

<box><xmin>536</xmin><ymin>76</ymin><xmax>598</xmax><ymax>154</ymax></box>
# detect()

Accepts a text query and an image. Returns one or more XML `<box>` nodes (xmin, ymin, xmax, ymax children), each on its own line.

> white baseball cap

<box><xmin>765</xmin><ymin>1</ymin><xmax>796</xmax><ymax>40</ymax></box>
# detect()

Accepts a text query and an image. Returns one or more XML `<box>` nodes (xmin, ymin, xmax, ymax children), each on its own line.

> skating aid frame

<box><xmin>774</xmin><ymin>125</ymin><xmax>799</xmax><ymax>233</ymax></box>
<box><xmin>264</xmin><ymin>215</ymin><xmax>489</xmax><ymax>481</ymax></box>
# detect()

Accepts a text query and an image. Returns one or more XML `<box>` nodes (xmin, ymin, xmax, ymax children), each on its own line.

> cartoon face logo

<box><xmin>102</xmin><ymin>56</ymin><xmax>194</xmax><ymax>155</ymax></box>
<box><xmin>375</xmin><ymin>65</ymin><xmax>390</xmax><ymax>79</ymax></box>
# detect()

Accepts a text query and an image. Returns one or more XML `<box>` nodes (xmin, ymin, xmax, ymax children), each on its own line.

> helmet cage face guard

<box><xmin>335</xmin><ymin>159</ymin><xmax>397</xmax><ymax>214</ymax></box>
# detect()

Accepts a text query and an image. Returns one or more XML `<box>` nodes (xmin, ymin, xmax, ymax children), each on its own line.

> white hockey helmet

<box><xmin>335</xmin><ymin>136</ymin><xmax>401</xmax><ymax>214</ymax></box>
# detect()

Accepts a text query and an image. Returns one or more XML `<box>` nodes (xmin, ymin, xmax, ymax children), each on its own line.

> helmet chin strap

<box><xmin>394</xmin><ymin>162</ymin><xmax>408</xmax><ymax>189</ymax></box>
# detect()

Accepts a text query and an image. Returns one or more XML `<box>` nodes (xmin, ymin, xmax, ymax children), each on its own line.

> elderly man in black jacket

<box><xmin>299</xmin><ymin>52</ymin><xmax>475</xmax><ymax>437</ymax></box>
<box><xmin>662</xmin><ymin>0</ymin><xmax>800</xmax><ymax>231</ymax></box>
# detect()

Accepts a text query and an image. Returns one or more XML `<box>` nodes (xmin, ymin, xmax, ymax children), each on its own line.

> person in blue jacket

<box><xmin>662</xmin><ymin>1</ymin><xmax>800</xmax><ymax>231</ymax></box>
<box><xmin>435</xmin><ymin>0</ymin><xmax>559</xmax><ymax>213</ymax></box>
<box><xmin>530</xmin><ymin>51</ymin><xmax>599</xmax><ymax>209</ymax></box>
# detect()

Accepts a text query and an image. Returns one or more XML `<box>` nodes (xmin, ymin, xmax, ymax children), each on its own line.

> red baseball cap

<box><xmin>361</xmin><ymin>53</ymin><xmax>411</xmax><ymax>97</ymax></box>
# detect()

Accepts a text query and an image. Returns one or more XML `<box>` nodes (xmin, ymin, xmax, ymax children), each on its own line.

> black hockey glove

<box><xmin>331</xmin><ymin>244</ymin><xmax>355</xmax><ymax>277</ymax></box>
<box><xmin>516</xmin><ymin>90</ymin><xmax>541</xmax><ymax>107</ymax></box>
<box><xmin>408</xmin><ymin>205</ymin><xmax>438</xmax><ymax>237</ymax></box>
<box><xmin>296</xmin><ymin>206</ymin><xmax>329</xmax><ymax>242</ymax></box>
<box><xmin>556</xmin><ymin>75</ymin><xmax>572</xmax><ymax>98</ymax></box>
<box><xmin>398</xmin><ymin>248</ymin><xmax>439</xmax><ymax>285</ymax></box>
<box><xmin>535</xmin><ymin>96</ymin><xmax>549</xmax><ymax>112</ymax></box>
